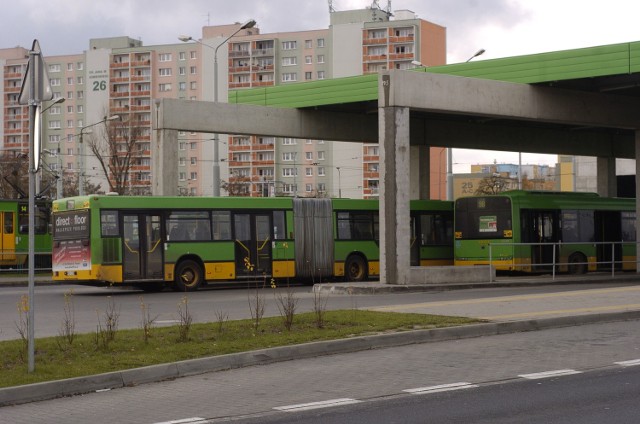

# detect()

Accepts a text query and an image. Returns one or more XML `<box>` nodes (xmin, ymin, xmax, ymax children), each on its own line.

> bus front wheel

<box><xmin>174</xmin><ymin>260</ymin><xmax>203</xmax><ymax>291</ymax></box>
<box><xmin>345</xmin><ymin>255</ymin><xmax>367</xmax><ymax>282</ymax></box>
<box><xmin>568</xmin><ymin>252</ymin><xmax>587</xmax><ymax>274</ymax></box>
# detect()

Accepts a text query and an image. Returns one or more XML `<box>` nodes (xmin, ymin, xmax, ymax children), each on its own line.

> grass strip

<box><xmin>0</xmin><ymin>310</ymin><xmax>479</xmax><ymax>388</ymax></box>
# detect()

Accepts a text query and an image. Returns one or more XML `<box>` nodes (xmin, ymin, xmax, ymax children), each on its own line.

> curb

<box><xmin>2</xmin><ymin>309</ymin><xmax>640</xmax><ymax>407</ymax></box>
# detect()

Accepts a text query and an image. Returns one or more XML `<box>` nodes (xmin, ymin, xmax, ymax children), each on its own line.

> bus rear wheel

<box><xmin>345</xmin><ymin>255</ymin><xmax>367</xmax><ymax>282</ymax></box>
<box><xmin>568</xmin><ymin>252</ymin><xmax>587</xmax><ymax>274</ymax></box>
<box><xmin>174</xmin><ymin>260</ymin><xmax>203</xmax><ymax>292</ymax></box>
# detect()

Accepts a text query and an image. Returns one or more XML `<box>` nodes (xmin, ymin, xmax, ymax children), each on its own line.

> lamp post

<box><xmin>78</xmin><ymin>115</ymin><xmax>119</xmax><ymax>196</ymax></box>
<box><xmin>336</xmin><ymin>166</ymin><xmax>342</xmax><ymax>198</ymax></box>
<box><xmin>179</xmin><ymin>19</ymin><xmax>256</xmax><ymax>197</ymax></box>
<box><xmin>466</xmin><ymin>48</ymin><xmax>485</xmax><ymax>62</ymax></box>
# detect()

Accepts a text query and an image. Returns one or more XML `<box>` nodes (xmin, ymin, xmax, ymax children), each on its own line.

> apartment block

<box><xmin>1</xmin><ymin>6</ymin><xmax>447</xmax><ymax>199</ymax></box>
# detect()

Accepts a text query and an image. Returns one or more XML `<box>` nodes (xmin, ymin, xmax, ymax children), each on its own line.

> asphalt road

<box><xmin>2</xmin><ymin>318</ymin><xmax>640</xmax><ymax>423</ymax></box>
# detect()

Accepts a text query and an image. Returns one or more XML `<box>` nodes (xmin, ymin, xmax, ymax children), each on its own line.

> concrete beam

<box><xmin>409</xmin><ymin>117</ymin><xmax>634</xmax><ymax>158</ymax></box>
<box><xmin>155</xmin><ymin>98</ymin><xmax>378</xmax><ymax>142</ymax></box>
<box><xmin>596</xmin><ymin>157</ymin><xmax>617</xmax><ymax>197</ymax></box>
<box><xmin>383</xmin><ymin>70</ymin><xmax>640</xmax><ymax>129</ymax></box>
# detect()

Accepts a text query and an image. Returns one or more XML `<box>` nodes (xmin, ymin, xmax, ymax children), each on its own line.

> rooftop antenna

<box><xmin>204</xmin><ymin>12</ymin><xmax>210</xmax><ymax>26</ymax></box>
<box><xmin>328</xmin><ymin>0</ymin><xmax>335</xmax><ymax>12</ymax></box>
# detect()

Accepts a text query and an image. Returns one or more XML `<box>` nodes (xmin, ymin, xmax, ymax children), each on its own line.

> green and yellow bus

<box><xmin>454</xmin><ymin>191</ymin><xmax>636</xmax><ymax>273</ymax></box>
<box><xmin>52</xmin><ymin>195</ymin><xmax>452</xmax><ymax>291</ymax></box>
<box><xmin>0</xmin><ymin>199</ymin><xmax>52</xmax><ymax>269</ymax></box>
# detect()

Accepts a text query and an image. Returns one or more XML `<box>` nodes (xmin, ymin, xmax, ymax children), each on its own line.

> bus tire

<box><xmin>568</xmin><ymin>252</ymin><xmax>587</xmax><ymax>274</ymax></box>
<box><xmin>174</xmin><ymin>260</ymin><xmax>203</xmax><ymax>292</ymax></box>
<box><xmin>345</xmin><ymin>255</ymin><xmax>367</xmax><ymax>282</ymax></box>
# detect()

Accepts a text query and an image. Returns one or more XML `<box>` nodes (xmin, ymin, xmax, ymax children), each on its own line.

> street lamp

<box><xmin>179</xmin><ymin>18</ymin><xmax>256</xmax><ymax>197</ymax></box>
<box><xmin>40</xmin><ymin>96</ymin><xmax>65</xmax><ymax>114</ymax></box>
<box><xmin>466</xmin><ymin>48</ymin><xmax>485</xmax><ymax>62</ymax></box>
<box><xmin>78</xmin><ymin>115</ymin><xmax>119</xmax><ymax>196</ymax></box>
<box><xmin>336</xmin><ymin>166</ymin><xmax>342</xmax><ymax>198</ymax></box>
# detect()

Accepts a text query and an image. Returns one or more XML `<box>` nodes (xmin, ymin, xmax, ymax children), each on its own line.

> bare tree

<box><xmin>86</xmin><ymin>112</ymin><xmax>144</xmax><ymax>195</ymax></box>
<box><xmin>221</xmin><ymin>177</ymin><xmax>251</xmax><ymax>196</ymax></box>
<box><xmin>0</xmin><ymin>153</ymin><xmax>29</xmax><ymax>198</ymax></box>
<box><xmin>475</xmin><ymin>174</ymin><xmax>511</xmax><ymax>195</ymax></box>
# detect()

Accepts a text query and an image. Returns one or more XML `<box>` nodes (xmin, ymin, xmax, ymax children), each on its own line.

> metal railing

<box><xmin>0</xmin><ymin>251</ymin><xmax>52</xmax><ymax>273</ymax></box>
<box><xmin>487</xmin><ymin>241</ymin><xmax>638</xmax><ymax>282</ymax></box>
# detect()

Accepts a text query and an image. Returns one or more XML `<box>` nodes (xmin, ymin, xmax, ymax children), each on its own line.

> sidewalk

<box><xmin>1</xmin><ymin>273</ymin><xmax>640</xmax><ymax>407</ymax></box>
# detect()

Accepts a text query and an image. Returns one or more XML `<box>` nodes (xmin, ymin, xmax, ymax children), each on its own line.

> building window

<box><xmin>179</xmin><ymin>67</ymin><xmax>186</xmax><ymax>75</ymax></box>
<box><xmin>190</xmin><ymin>157</ymin><xmax>197</xmax><ymax>165</ymax></box>
<box><xmin>317</xmin><ymin>54</ymin><xmax>325</xmax><ymax>63</ymax></box>
<box><xmin>282</xmin><ymin>152</ymin><xmax>295</xmax><ymax>161</ymax></box>
<box><xmin>49</xmin><ymin>120</ymin><xmax>61</xmax><ymax>129</ymax></box>
<box><xmin>77</xmin><ymin>62</ymin><xmax>84</xmax><ymax>70</ymax></box>
<box><xmin>66</xmin><ymin>77</ymin><xmax>73</xmax><ymax>85</ymax></box>
<box><xmin>190</xmin><ymin>142</ymin><xmax>197</xmax><ymax>150</ymax></box>
<box><xmin>77</xmin><ymin>91</ymin><xmax>83</xmax><ymax>99</ymax></box>
<box><xmin>305</xmin><ymin>72</ymin><xmax>312</xmax><ymax>80</ymax></box>
<box><xmin>305</xmin><ymin>55</ymin><xmax>312</xmax><ymax>64</ymax></box>
<box><xmin>317</xmin><ymin>183</ymin><xmax>326</xmax><ymax>193</ymax></box>
<box><xmin>77</xmin><ymin>76</ymin><xmax>84</xmax><ymax>85</ymax></box>
<box><xmin>190</xmin><ymin>51</ymin><xmax>197</xmax><ymax>59</ymax></box>
<box><xmin>67</xmin><ymin>91</ymin><xmax>73</xmax><ymax>99</ymax></box>
<box><xmin>49</xmin><ymin>135</ymin><xmax>60</xmax><ymax>143</ymax></box>
<box><xmin>317</xmin><ymin>71</ymin><xmax>325</xmax><ymax>80</ymax></box>
<box><xmin>305</xmin><ymin>152</ymin><xmax>313</xmax><ymax>160</ymax></box>
<box><xmin>77</xmin><ymin>105</ymin><xmax>84</xmax><ymax>113</ymax></box>
<box><xmin>190</xmin><ymin>172</ymin><xmax>197</xmax><ymax>180</ymax></box>
<box><xmin>49</xmin><ymin>64</ymin><xmax>61</xmax><ymax>72</ymax></box>
<box><xmin>282</xmin><ymin>73</ymin><xmax>297</xmax><ymax>82</ymax></box>
<box><xmin>67</xmin><ymin>120</ymin><xmax>74</xmax><ymax>128</ymax></box>
<box><xmin>282</xmin><ymin>41</ymin><xmax>297</xmax><ymax>50</ymax></box>
<box><xmin>305</xmin><ymin>168</ymin><xmax>313</xmax><ymax>176</ymax></box>
<box><xmin>318</xmin><ymin>167</ymin><xmax>325</xmax><ymax>176</ymax></box>
<box><xmin>179</xmin><ymin>172</ymin><xmax>186</xmax><ymax>181</ymax></box>
<box><xmin>179</xmin><ymin>157</ymin><xmax>186</xmax><ymax>166</ymax></box>
<box><xmin>49</xmin><ymin>106</ymin><xmax>62</xmax><ymax>115</ymax></box>
<box><xmin>179</xmin><ymin>142</ymin><xmax>186</xmax><ymax>150</ymax></box>
<box><xmin>190</xmin><ymin>81</ymin><xmax>197</xmax><ymax>90</ymax></box>
<box><xmin>317</xmin><ymin>151</ymin><xmax>325</xmax><ymax>160</ymax></box>
<box><xmin>190</xmin><ymin>66</ymin><xmax>197</xmax><ymax>74</ymax></box>
<box><xmin>282</xmin><ymin>56</ymin><xmax>297</xmax><ymax>66</ymax></box>
<box><xmin>159</xmin><ymin>53</ymin><xmax>172</xmax><ymax>61</ymax></box>
<box><xmin>282</xmin><ymin>138</ymin><xmax>296</xmax><ymax>145</ymax></box>
<box><xmin>159</xmin><ymin>83</ymin><xmax>172</xmax><ymax>92</ymax></box>
<box><xmin>317</xmin><ymin>38</ymin><xmax>325</xmax><ymax>47</ymax></box>
<box><xmin>306</xmin><ymin>184</ymin><xmax>313</xmax><ymax>192</ymax></box>
<box><xmin>282</xmin><ymin>168</ymin><xmax>297</xmax><ymax>177</ymax></box>
<box><xmin>67</xmin><ymin>63</ymin><xmax>73</xmax><ymax>71</ymax></box>
<box><xmin>159</xmin><ymin>68</ymin><xmax>172</xmax><ymax>76</ymax></box>
<box><xmin>305</xmin><ymin>39</ymin><xmax>312</xmax><ymax>49</ymax></box>
<box><xmin>178</xmin><ymin>82</ymin><xmax>186</xmax><ymax>91</ymax></box>
<box><xmin>179</xmin><ymin>52</ymin><xmax>186</xmax><ymax>60</ymax></box>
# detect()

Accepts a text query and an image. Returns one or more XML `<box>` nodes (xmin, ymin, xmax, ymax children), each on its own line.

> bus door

<box><xmin>596</xmin><ymin>211</ymin><xmax>622</xmax><ymax>270</ymax></box>
<box><xmin>122</xmin><ymin>213</ymin><xmax>164</xmax><ymax>281</ymax></box>
<box><xmin>0</xmin><ymin>211</ymin><xmax>15</xmax><ymax>264</ymax></box>
<box><xmin>528</xmin><ymin>210</ymin><xmax>558</xmax><ymax>271</ymax></box>
<box><xmin>234</xmin><ymin>213</ymin><xmax>272</xmax><ymax>277</ymax></box>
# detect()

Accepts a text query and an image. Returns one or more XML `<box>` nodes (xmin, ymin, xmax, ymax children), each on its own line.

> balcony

<box><xmin>131</xmin><ymin>60</ymin><xmax>151</xmax><ymax>67</ymax></box>
<box><xmin>389</xmin><ymin>35</ymin><xmax>414</xmax><ymax>43</ymax></box>
<box><xmin>363</xmin><ymin>54</ymin><xmax>388</xmax><ymax>63</ymax></box>
<box><xmin>229</xmin><ymin>50</ymin><xmax>250</xmax><ymax>58</ymax></box>
<box><xmin>229</xmin><ymin>65</ymin><xmax>251</xmax><ymax>73</ymax></box>
<box><xmin>363</xmin><ymin>37</ymin><xmax>388</xmax><ymax>45</ymax></box>
<box><xmin>229</xmin><ymin>82</ymin><xmax>252</xmax><ymax>89</ymax></box>
<box><xmin>389</xmin><ymin>53</ymin><xmax>414</xmax><ymax>61</ymax></box>
<box><xmin>252</xmin><ymin>48</ymin><xmax>274</xmax><ymax>57</ymax></box>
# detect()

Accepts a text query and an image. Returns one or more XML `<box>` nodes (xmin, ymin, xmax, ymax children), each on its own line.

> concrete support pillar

<box><xmin>152</xmin><ymin>129</ymin><xmax>179</xmax><ymax>196</ymax></box>
<box><xmin>596</xmin><ymin>156</ymin><xmax>616</xmax><ymax>197</ymax></box>
<box><xmin>379</xmin><ymin>106</ymin><xmax>411</xmax><ymax>285</ymax></box>
<box><xmin>635</xmin><ymin>132</ymin><xmax>640</xmax><ymax>273</ymax></box>
<box><xmin>418</xmin><ymin>145</ymin><xmax>430</xmax><ymax>200</ymax></box>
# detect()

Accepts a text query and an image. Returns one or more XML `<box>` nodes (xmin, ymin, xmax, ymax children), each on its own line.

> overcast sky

<box><xmin>4</xmin><ymin>0</ymin><xmax>640</xmax><ymax>171</ymax></box>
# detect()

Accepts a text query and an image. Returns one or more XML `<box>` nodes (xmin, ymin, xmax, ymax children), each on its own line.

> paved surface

<box><xmin>1</xmin><ymin>272</ymin><xmax>640</xmax><ymax>409</ymax></box>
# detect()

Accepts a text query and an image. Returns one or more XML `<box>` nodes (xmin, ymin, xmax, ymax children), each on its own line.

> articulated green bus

<box><xmin>52</xmin><ymin>195</ymin><xmax>452</xmax><ymax>291</ymax></box>
<box><xmin>454</xmin><ymin>191</ymin><xmax>636</xmax><ymax>273</ymax></box>
<box><xmin>0</xmin><ymin>199</ymin><xmax>52</xmax><ymax>269</ymax></box>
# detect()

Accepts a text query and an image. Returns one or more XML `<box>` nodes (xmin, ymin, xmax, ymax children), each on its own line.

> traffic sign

<box><xmin>18</xmin><ymin>39</ymin><xmax>53</xmax><ymax>105</ymax></box>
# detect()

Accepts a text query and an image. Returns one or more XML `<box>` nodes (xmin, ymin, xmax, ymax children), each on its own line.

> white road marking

<box><xmin>153</xmin><ymin>418</ymin><xmax>207</xmax><ymax>424</ymax></box>
<box><xmin>274</xmin><ymin>398</ymin><xmax>362</xmax><ymax>412</ymax></box>
<box><xmin>518</xmin><ymin>369</ymin><xmax>582</xmax><ymax>379</ymax></box>
<box><xmin>403</xmin><ymin>382</ymin><xmax>478</xmax><ymax>394</ymax></box>
<box><xmin>614</xmin><ymin>359</ymin><xmax>640</xmax><ymax>367</ymax></box>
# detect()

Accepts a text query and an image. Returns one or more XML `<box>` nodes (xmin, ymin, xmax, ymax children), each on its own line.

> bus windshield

<box><xmin>455</xmin><ymin>196</ymin><xmax>512</xmax><ymax>239</ymax></box>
